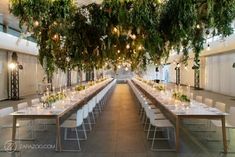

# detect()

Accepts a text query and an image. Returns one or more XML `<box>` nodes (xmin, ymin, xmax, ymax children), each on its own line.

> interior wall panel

<box><xmin>0</xmin><ymin>50</ymin><xmax>8</xmax><ymax>100</ymax></box>
<box><xmin>205</xmin><ymin>52</ymin><xmax>235</xmax><ymax>96</ymax></box>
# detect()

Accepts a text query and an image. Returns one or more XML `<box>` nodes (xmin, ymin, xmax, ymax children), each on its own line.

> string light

<box><xmin>196</xmin><ymin>24</ymin><xmax>200</xmax><ymax>29</ymax></box>
<box><xmin>125</xmin><ymin>67</ymin><xmax>128</xmax><ymax>71</ymax></box>
<box><xmin>117</xmin><ymin>65</ymin><xmax>121</xmax><ymax>69</ymax></box>
<box><xmin>117</xmin><ymin>50</ymin><xmax>120</xmax><ymax>53</ymax></box>
<box><xmin>138</xmin><ymin>45</ymin><xmax>142</xmax><ymax>50</ymax></box>
<box><xmin>113</xmin><ymin>27</ymin><xmax>118</xmax><ymax>33</ymax></box>
<box><xmin>131</xmin><ymin>34</ymin><xmax>136</xmax><ymax>40</ymax></box>
<box><xmin>126</xmin><ymin>44</ymin><xmax>130</xmax><ymax>49</ymax></box>
<box><xmin>52</xmin><ymin>34</ymin><xmax>59</xmax><ymax>40</ymax></box>
<box><xmin>34</xmin><ymin>21</ymin><xmax>39</xmax><ymax>27</ymax></box>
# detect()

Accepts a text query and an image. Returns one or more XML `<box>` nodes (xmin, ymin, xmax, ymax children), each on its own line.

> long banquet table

<box><xmin>131</xmin><ymin>78</ymin><xmax>228</xmax><ymax>153</ymax></box>
<box><xmin>11</xmin><ymin>78</ymin><xmax>114</xmax><ymax>152</ymax></box>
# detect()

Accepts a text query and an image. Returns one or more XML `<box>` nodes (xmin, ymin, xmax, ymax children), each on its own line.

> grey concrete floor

<box><xmin>0</xmin><ymin>83</ymin><xmax>235</xmax><ymax>157</ymax></box>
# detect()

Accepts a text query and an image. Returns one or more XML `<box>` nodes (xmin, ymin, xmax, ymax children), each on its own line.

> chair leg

<box><xmin>151</xmin><ymin>126</ymin><xmax>157</xmax><ymax>150</ymax></box>
<box><xmin>82</xmin><ymin>122</ymin><xmax>87</xmax><ymax>140</ymax></box>
<box><xmin>64</xmin><ymin>128</ymin><xmax>68</xmax><ymax>140</ymax></box>
<box><xmin>62</xmin><ymin>128</ymin><xmax>81</xmax><ymax>152</ymax></box>
<box><xmin>88</xmin><ymin>117</ymin><xmax>92</xmax><ymax>131</ymax></box>
<box><xmin>147</xmin><ymin>123</ymin><xmax>151</xmax><ymax>140</ymax></box>
<box><xmin>91</xmin><ymin>111</ymin><xmax>96</xmax><ymax>124</ymax></box>
<box><xmin>75</xmin><ymin>128</ymin><xmax>81</xmax><ymax>151</ymax></box>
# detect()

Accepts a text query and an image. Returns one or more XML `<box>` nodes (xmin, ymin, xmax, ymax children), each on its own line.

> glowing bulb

<box><xmin>132</xmin><ymin>34</ymin><xmax>136</xmax><ymax>40</ymax></box>
<box><xmin>126</xmin><ymin>44</ymin><xmax>130</xmax><ymax>49</ymax></box>
<box><xmin>125</xmin><ymin>67</ymin><xmax>128</xmax><ymax>71</ymax></box>
<box><xmin>8</xmin><ymin>62</ymin><xmax>17</xmax><ymax>70</ymax></box>
<box><xmin>53</xmin><ymin>34</ymin><xmax>59</xmax><ymax>40</ymax></box>
<box><xmin>113</xmin><ymin>27</ymin><xmax>118</xmax><ymax>33</ymax></box>
<box><xmin>196</xmin><ymin>24</ymin><xmax>200</xmax><ymax>29</ymax></box>
<box><xmin>138</xmin><ymin>45</ymin><xmax>142</xmax><ymax>50</ymax></box>
<box><xmin>117</xmin><ymin>50</ymin><xmax>120</xmax><ymax>53</ymax></box>
<box><xmin>34</xmin><ymin>21</ymin><xmax>39</xmax><ymax>27</ymax></box>
<box><xmin>118</xmin><ymin>65</ymin><xmax>121</xmax><ymax>69</ymax></box>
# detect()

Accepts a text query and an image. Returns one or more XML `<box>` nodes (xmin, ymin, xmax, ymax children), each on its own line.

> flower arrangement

<box><xmin>172</xmin><ymin>91</ymin><xmax>190</xmax><ymax>102</ymax></box>
<box><xmin>45</xmin><ymin>92</ymin><xmax>67</xmax><ymax>105</ymax></box>
<box><xmin>75</xmin><ymin>85</ymin><xmax>86</xmax><ymax>91</ymax></box>
<box><xmin>88</xmin><ymin>81</ymin><xmax>95</xmax><ymax>86</ymax></box>
<box><xmin>155</xmin><ymin>84</ymin><xmax>165</xmax><ymax>91</ymax></box>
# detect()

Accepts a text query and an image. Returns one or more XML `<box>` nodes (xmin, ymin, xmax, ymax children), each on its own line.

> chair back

<box><xmin>215</xmin><ymin>102</ymin><xmax>226</xmax><ymax>112</ymax></box>
<box><xmin>227</xmin><ymin>107</ymin><xmax>235</xmax><ymax>126</ymax></box>
<box><xmin>0</xmin><ymin>107</ymin><xmax>14</xmax><ymax>117</ymax></box>
<box><xmin>31</xmin><ymin>98</ymin><xmax>40</xmax><ymax>106</ymax></box>
<box><xmin>18</xmin><ymin>102</ymin><xmax>28</xmax><ymax>110</ymax></box>
<box><xmin>83</xmin><ymin>104</ymin><xmax>89</xmax><ymax>119</ymax></box>
<box><xmin>204</xmin><ymin>98</ymin><xmax>213</xmax><ymax>107</ymax></box>
<box><xmin>195</xmin><ymin>96</ymin><xmax>203</xmax><ymax>103</ymax></box>
<box><xmin>76</xmin><ymin>109</ymin><xmax>84</xmax><ymax>126</ymax></box>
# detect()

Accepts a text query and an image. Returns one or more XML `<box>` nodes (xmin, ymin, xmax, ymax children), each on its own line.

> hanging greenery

<box><xmin>9</xmin><ymin>0</ymin><xmax>235</xmax><ymax>78</ymax></box>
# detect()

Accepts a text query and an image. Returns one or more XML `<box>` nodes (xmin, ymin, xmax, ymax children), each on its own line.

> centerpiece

<box><xmin>154</xmin><ymin>84</ymin><xmax>165</xmax><ymax>91</ymax></box>
<box><xmin>75</xmin><ymin>85</ymin><xmax>86</xmax><ymax>92</ymax></box>
<box><xmin>43</xmin><ymin>92</ymin><xmax>67</xmax><ymax>108</ymax></box>
<box><xmin>172</xmin><ymin>90</ymin><xmax>190</xmax><ymax>109</ymax></box>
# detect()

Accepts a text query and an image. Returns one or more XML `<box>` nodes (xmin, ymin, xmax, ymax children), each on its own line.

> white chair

<box><xmin>31</xmin><ymin>98</ymin><xmax>40</xmax><ymax>106</ymax></box>
<box><xmin>146</xmin><ymin>107</ymin><xmax>166</xmax><ymax>139</ymax></box>
<box><xmin>204</xmin><ymin>98</ymin><xmax>213</xmax><ymax>107</ymax></box>
<box><xmin>88</xmin><ymin>97</ymin><xmax>96</xmax><ymax>124</ymax></box>
<box><xmin>149</xmin><ymin>109</ymin><xmax>176</xmax><ymax>151</ymax></box>
<box><xmin>17</xmin><ymin>102</ymin><xmax>28</xmax><ymax>110</ymax></box>
<box><xmin>215</xmin><ymin>102</ymin><xmax>226</xmax><ymax>112</ymax></box>
<box><xmin>195</xmin><ymin>96</ymin><xmax>203</xmax><ymax>103</ymax></box>
<box><xmin>60</xmin><ymin>109</ymin><xmax>84</xmax><ymax>152</ymax></box>
<box><xmin>82</xmin><ymin>104</ymin><xmax>92</xmax><ymax>131</ymax></box>
<box><xmin>210</xmin><ymin>107</ymin><xmax>235</xmax><ymax>144</ymax></box>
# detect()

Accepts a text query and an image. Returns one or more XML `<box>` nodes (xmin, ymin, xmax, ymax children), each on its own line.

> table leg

<box><xmin>221</xmin><ymin>116</ymin><xmax>227</xmax><ymax>153</ymax></box>
<box><xmin>175</xmin><ymin>116</ymin><xmax>180</xmax><ymax>152</ymax></box>
<box><xmin>11</xmin><ymin>116</ymin><xmax>17</xmax><ymax>151</ymax></box>
<box><xmin>56</xmin><ymin>117</ymin><xmax>61</xmax><ymax>152</ymax></box>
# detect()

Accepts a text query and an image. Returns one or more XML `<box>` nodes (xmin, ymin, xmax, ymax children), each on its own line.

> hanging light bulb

<box><xmin>196</xmin><ymin>24</ymin><xmax>200</xmax><ymax>29</ymax></box>
<box><xmin>52</xmin><ymin>34</ymin><xmax>59</xmax><ymax>40</ymax></box>
<box><xmin>126</xmin><ymin>44</ymin><xmax>130</xmax><ymax>49</ymax></box>
<box><xmin>138</xmin><ymin>45</ymin><xmax>142</xmax><ymax>50</ymax></box>
<box><xmin>34</xmin><ymin>21</ymin><xmax>39</xmax><ymax>27</ymax></box>
<box><xmin>113</xmin><ymin>27</ymin><xmax>118</xmax><ymax>33</ymax></box>
<box><xmin>117</xmin><ymin>50</ymin><xmax>120</xmax><ymax>53</ymax></box>
<box><xmin>125</xmin><ymin>67</ymin><xmax>128</xmax><ymax>71</ymax></box>
<box><xmin>117</xmin><ymin>65</ymin><xmax>121</xmax><ymax>69</ymax></box>
<box><xmin>131</xmin><ymin>34</ymin><xmax>136</xmax><ymax>40</ymax></box>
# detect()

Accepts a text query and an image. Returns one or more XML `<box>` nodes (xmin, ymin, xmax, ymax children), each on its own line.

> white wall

<box><xmin>0</xmin><ymin>50</ymin><xmax>8</xmax><ymax>100</ymax></box>
<box><xmin>205</xmin><ymin>52</ymin><xmax>235</xmax><ymax>96</ymax></box>
<box><xmin>143</xmin><ymin>64</ymin><xmax>157</xmax><ymax>80</ymax></box>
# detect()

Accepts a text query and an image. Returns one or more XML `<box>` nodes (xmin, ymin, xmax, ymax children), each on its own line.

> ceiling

<box><xmin>0</xmin><ymin>0</ymin><xmax>103</xmax><ymax>31</ymax></box>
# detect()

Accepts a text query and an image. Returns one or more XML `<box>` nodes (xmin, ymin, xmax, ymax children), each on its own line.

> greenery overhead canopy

<box><xmin>9</xmin><ymin>0</ymin><xmax>235</xmax><ymax>77</ymax></box>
